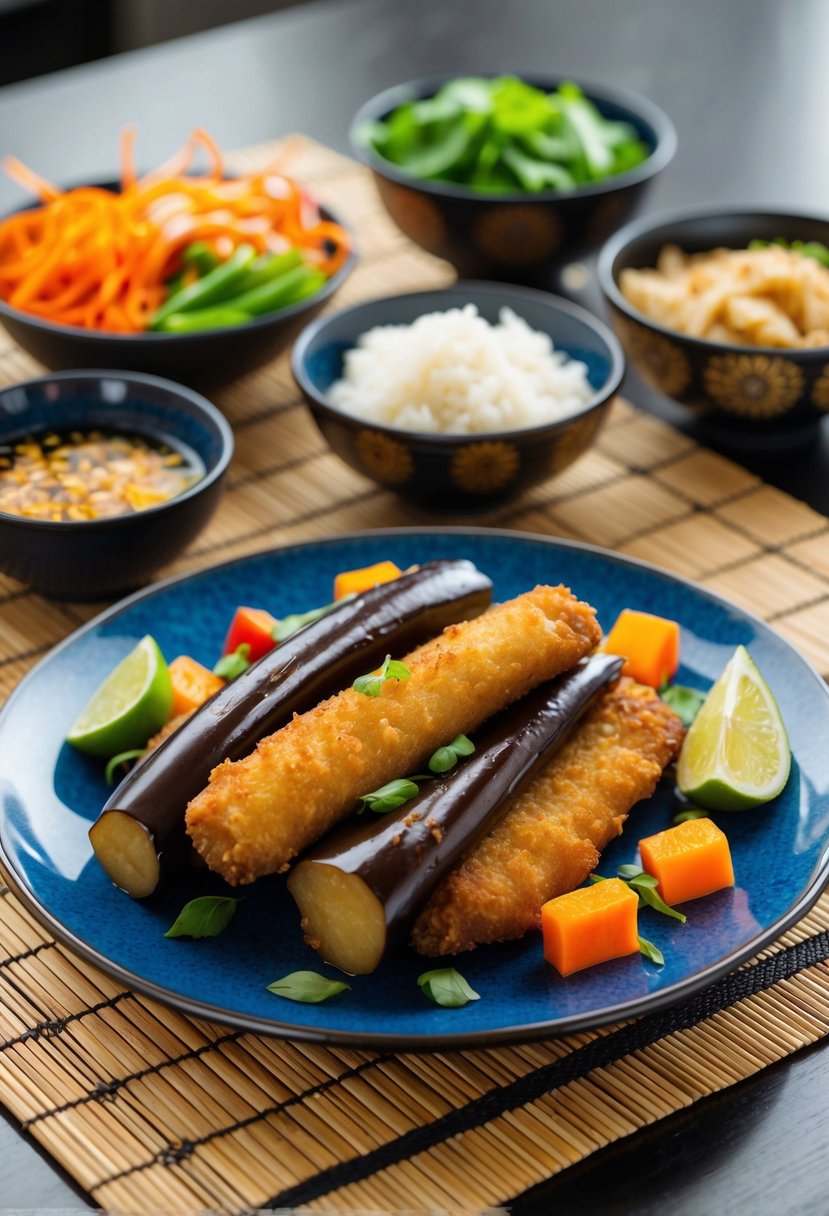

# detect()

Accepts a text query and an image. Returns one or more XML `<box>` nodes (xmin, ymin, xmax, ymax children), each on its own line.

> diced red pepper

<box><xmin>222</xmin><ymin>606</ymin><xmax>278</xmax><ymax>664</ymax></box>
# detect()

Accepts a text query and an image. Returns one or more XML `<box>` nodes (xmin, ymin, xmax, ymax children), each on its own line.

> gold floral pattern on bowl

<box><xmin>451</xmin><ymin>440</ymin><xmax>520</xmax><ymax>494</ymax></box>
<box><xmin>703</xmin><ymin>354</ymin><xmax>804</xmax><ymax>417</ymax></box>
<box><xmin>810</xmin><ymin>364</ymin><xmax>829</xmax><ymax>412</ymax></box>
<box><xmin>550</xmin><ymin>411</ymin><xmax>606</xmax><ymax>473</ymax></box>
<box><xmin>614</xmin><ymin>316</ymin><xmax>691</xmax><ymax>396</ymax></box>
<box><xmin>354</xmin><ymin>429</ymin><xmax>414</xmax><ymax>485</ymax></box>
<box><xmin>382</xmin><ymin>185</ymin><xmax>447</xmax><ymax>254</ymax></box>
<box><xmin>474</xmin><ymin>206</ymin><xmax>562</xmax><ymax>266</ymax></box>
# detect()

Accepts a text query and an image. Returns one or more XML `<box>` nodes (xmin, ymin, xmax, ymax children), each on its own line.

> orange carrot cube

<box><xmin>639</xmin><ymin>818</ymin><xmax>734</xmax><ymax>905</ymax></box>
<box><xmin>602</xmin><ymin>608</ymin><xmax>680</xmax><ymax>688</ymax></box>
<box><xmin>168</xmin><ymin>655</ymin><xmax>225</xmax><ymax>718</ymax></box>
<box><xmin>333</xmin><ymin>560</ymin><xmax>403</xmax><ymax>600</ymax></box>
<box><xmin>541</xmin><ymin>878</ymin><xmax>639</xmax><ymax>976</ymax></box>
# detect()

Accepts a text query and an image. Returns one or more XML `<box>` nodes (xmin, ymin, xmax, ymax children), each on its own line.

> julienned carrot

<box><xmin>602</xmin><ymin>608</ymin><xmax>680</xmax><ymax>688</ymax></box>
<box><xmin>0</xmin><ymin>129</ymin><xmax>351</xmax><ymax>332</ymax></box>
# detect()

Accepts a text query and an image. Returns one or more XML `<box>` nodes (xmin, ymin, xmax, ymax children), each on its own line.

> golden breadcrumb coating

<box><xmin>186</xmin><ymin>585</ymin><xmax>601</xmax><ymax>884</ymax></box>
<box><xmin>411</xmin><ymin>678</ymin><xmax>684</xmax><ymax>956</ymax></box>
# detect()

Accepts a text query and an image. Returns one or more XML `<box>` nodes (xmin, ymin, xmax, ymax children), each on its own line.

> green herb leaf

<box><xmin>428</xmin><ymin>746</ymin><xmax>458</xmax><ymax>774</ymax></box>
<box><xmin>428</xmin><ymin>733</ymin><xmax>476</xmax><ymax>773</ymax></box>
<box><xmin>617</xmin><ymin>863</ymin><xmax>644</xmax><ymax>879</ymax></box>
<box><xmin>359</xmin><ymin>778</ymin><xmax>421</xmax><ymax>813</ymax></box>
<box><xmin>673</xmin><ymin>808</ymin><xmax>710</xmax><ymax>825</ymax></box>
<box><xmin>266</xmin><ymin>971</ymin><xmax>350</xmax><ymax>1003</ymax></box>
<box><xmin>272</xmin><ymin>597</ymin><xmax>349</xmax><ymax>643</ymax></box>
<box><xmin>352</xmin><ymin>654</ymin><xmax>412</xmax><ymax>697</ymax></box>
<box><xmin>105</xmin><ymin>748</ymin><xmax>145</xmax><ymax>786</ymax></box>
<box><xmin>588</xmin><ymin>873</ymin><xmax>606</xmax><ymax>884</ymax></box>
<box><xmin>638</xmin><ymin>935</ymin><xmax>665</xmax><ymax>966</ymax></box>
<box><xmin>634</xmin><ymin>880</ymin><xmax>687</xmax><ymax>923</ymax></box>
<box><xmin>213</xmin><ymin>643</ymin><xmax>251</xmax><ymax>680</ymax></box>
<box><xmin>417</xmin><ymin>968</ymin><xmax>480</xmax><ymax>1008</ymax></box>
<box><xmin>659</xmin><ymin>682</ymin><xmax>707</xmax><ymax>726</ymax></box>
<box><xmin>164</xmin><ymin>896</ymin><xmax>241</xmax><ymax>939</ymax></box>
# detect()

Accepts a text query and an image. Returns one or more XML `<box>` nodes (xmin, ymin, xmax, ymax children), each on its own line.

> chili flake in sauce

<box><xmin>0</xmin><ymin>429</ymin><xmax>202</xmax><ymax>522</ymax></box>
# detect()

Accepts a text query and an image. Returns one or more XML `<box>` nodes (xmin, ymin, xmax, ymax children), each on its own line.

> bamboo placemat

<box><xmin>1</xmin><ymin>137</ymin><xmax>828</xmax><ymax>1212</ymax></box>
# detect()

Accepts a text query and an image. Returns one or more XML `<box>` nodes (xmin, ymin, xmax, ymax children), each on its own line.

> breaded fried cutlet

<box><xmin>411</xmin><ymin>678</ymin><xmax>685</xmax><ymax>956</ymax></box>
<box><xmin>186</xmin><ymin>585</ymin><xmax>602</xmax><ymax>885</ymax></box>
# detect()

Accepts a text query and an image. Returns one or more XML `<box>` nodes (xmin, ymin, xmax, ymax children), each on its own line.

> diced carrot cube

<box><xmin>541</xmin><ymin>877</ymin><xmax>639</xmax><ymax>976</ymax></box>
<box><xmin>639</xmin><ymin>818</ymin><xmax>734</xmax><ymax>905</ymax></box>
<box><xmin>602</xmin><ymin>608</ymin><xmax>680</xmax><ymax>688</ymax></box>
<box><xmin>333</xmin><ymin>560</ymin><xmax>403</xmax><ymax>601</ymax></box>
<box><xmin>168</xmin><ymin>655</ymin><xmax>225</xmax><ymax>718</ymax></box>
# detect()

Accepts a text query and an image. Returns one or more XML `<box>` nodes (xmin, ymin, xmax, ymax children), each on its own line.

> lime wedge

<box><xmin>676</xmin><ymin>645</ymin><xmax>790</xmax><ymax>811</ymax></box>
<box><xmin>66</xmin><ymin>635</ymin><xmax>172</xmax><ymax>757</ymax></box>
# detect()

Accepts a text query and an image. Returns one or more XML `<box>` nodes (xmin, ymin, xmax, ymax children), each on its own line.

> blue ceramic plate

<box><xmin>1</xmin><ymin>529</ymin><xmax>828</xmax><ymax>1049</ymax></box>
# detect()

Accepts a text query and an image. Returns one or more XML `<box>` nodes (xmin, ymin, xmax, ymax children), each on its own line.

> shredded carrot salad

<box><xmin>0</xmin><ymin>129</ymin><xmax>351</xmax><ymax>333</ymax></box>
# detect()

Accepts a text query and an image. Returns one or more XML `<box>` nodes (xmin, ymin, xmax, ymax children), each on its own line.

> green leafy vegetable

<box><xmin>266</xmin><ymin>970</ymin><xmax>350</xmax><ymax>1003</ymax></box>
<box><xmin>428</xmin><ymin>733</ymin><xmax>475</xmax><ymax>774</ymax></box>
<box><xmin>359</xmin><ymin>778</ymin><xmax>421</xmax><ymax>814</ymax></box>
<box><xmin>417</xmin><ymin>968</ymin><xmax>480</xmax><ymax>1008</ymax></box>
<box><xmin>272</xmin><ymin>596</ymin><xmax>349</xmax><ymax>643</ymax></box>
<box><xmin>624</xmin><ymin>866</ymin><xmax>687</xmax><ymax>923</ymax></box>
<box><xmin>352</xmin><ymin>654</ymin><xmax>412</xmax><ymax>698</ymax></box>
<box><xmin>748</xmin><ymin>237</ymin><xmax>829</xmax><ymax>267</ymax></box>
<box><xmin>363</xmin><ymin>76</ymin><xmax>649</xmax><ymax>195</ymax></box>
<box><xmin>164</xmin><ymin>896</ymin><xmax>241</xmax><ymax>939</ymax></box>
<box><xmin>213</xmin><ymin>643</ymin><xmax>251</xmax><ymax>680</ymax></box>
<box><xmin>660</xmin><ymin>682</ymin><xmax>707</xmax><ymax>726</ymax></box>
<box><xmin>673</xmin><ymin>808</ymin><xmax>710</xmax><ymax>825</ymax></box>
<box><xmin>638</xmin><ymin>935</ymin><xmax>665</xmax><ymax>966</ymax></box>
<box><xmin>104</xmin><ymin>748</ymin><xmax>146</xmax><ymax>786</ymax></box>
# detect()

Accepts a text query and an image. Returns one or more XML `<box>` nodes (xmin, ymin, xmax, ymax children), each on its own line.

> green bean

<box><xmin>159</xmin><ymin>306</ymin><xmax>253</xmax><ymax>333</ymax></box>
<box><xmin>149</xmin><ymin>243</ymin><xmax>257</xmax><ymax>330</ymax></box>
<box><xmin>235</xmin><ymin>248</ymin><xmax>303</xmax><ymax>294</ymax></box>
<box><xmin>182</xmin><ymin>242</ymin><xmax>222</xmax><ymax>276</ymax></box>
<box><xmin>225</xmin><ymin>264</ymin><xmax>327</xmax><ymax>316</ymax></box>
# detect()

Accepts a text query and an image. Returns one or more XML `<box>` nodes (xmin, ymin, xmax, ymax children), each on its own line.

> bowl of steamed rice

<box><xmin>291</xmin><ymin>282</ymin><xmax>624</xmax><ymax>508</ymax></box>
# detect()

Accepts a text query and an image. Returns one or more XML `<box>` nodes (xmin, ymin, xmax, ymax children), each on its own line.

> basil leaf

<box><xmin>383</xmin><ymin>658</ymin><xmax>412</xmax><ymax>682</ymax></box>
<box><xmin>627</xmin><ymin>872</ymin><xmax>658</xmax><ymax>889</ymax></box>
<box><xmin>659</xmin><ymin>683</ymin><xmax>707</xmax><ymax>726</ymax></box>
<box><xmin>449</xmin><ymin>734</ymin><xmax>475</xmax><ymax>757</ymax></box>
<box><xmin>164</xmin><ymin>895</ymin><xmax>240</xmax><ymax>939</ymax></box>
<box><xmin>617</xmin><ymin>863</ymin><xmax>643</xmax><ymax>879</ymax></box>
<box><xmin>352</xmin><ymin>671</ymin><xmax>385</xmax><ymax>697</ymax></box>
<box><xmin>588</xmin><ymin>873</ymin><xmax>606</xmax><ymax>884</ymax></box>
<box><xmin>673</xmin><ymin>808</ymin><xmax>709</xmax><ymax>825</ymax></box>
<box><xmin>429</xmin><ymin>746</ymin><xmax>458</xmax><ymax>774</ymax></box>
<box><xmin>213</xmin><ymin>643</ymin><xmax>251</xmax><ymax>680</ymax></box>
<box><xmin>417</xmin><ymin>968</ymin><xmax>480</xmax><ymax>1008</ymax></box>
<box><xmin>266</xmin><ymin>970</ymin><xmax>350</xmax><ymax>1003</ymax></box>
<box><xmin>353</xmin><ymin>654</ymin><xmax>411</xmax><ymax>697</ymax></box>
<box><xmin>638</xmin><ymin>935</ymin><xmax>665</xmax><ymax>966</ymax></box>
<box><xmin>105</xmin><ymin>748</ymin><xmax>145</xmax><ymax>786</ymax></box>
<box><xmin>636</xmin><ymin>882</ymin><xmax>687</xmax><ymax>924</ymax></box>
<box><xmin>273</xmin><ymin>597</ymin><xmax>349</xmax><ymax>643</ymax></box>
<box><xmin>359</xmin><ymin>778</ymin><xmax>421</xmax><ymax>813</ymax></box>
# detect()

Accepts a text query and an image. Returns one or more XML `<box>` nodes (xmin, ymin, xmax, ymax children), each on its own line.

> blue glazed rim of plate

<box><xmin>0</xmin><ymin>526</ymin><xmax>828</xmax><ymax>1050</ymax></box>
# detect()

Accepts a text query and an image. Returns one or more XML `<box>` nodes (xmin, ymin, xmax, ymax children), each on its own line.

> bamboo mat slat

<box><xmin>0</xmin><ymin>136</ymin><xmax>828</xmax><ymax>1212</ymax></box>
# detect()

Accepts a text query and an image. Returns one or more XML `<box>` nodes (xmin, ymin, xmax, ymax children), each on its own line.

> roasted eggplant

<box><xmin>287</xmin><ymin>653</ymin><xmax>623</xmax><ymax>974</ymax></box>
<box><xmin>89</xmin><ymin>559</ymin><xmax>493</xmax><ymax>897</ymax></box>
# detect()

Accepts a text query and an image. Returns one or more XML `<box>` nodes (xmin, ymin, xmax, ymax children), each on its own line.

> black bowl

<box><xmin>0</xmin><ymin>370</ymin><xmax>233</xmax><ymax>598</ymax></box>
<box><xmin>350</xmin><ymin>75</ymin><xmax>676</xmax><ymax>285</ymax></box>
<box><xmin>291</xmin><ymin>281</ymin><xmax>624</xmax><ymax>510</ymax></box>
<box><xmin>598</xmin><ymin>206</ymin><xmax>829</xmax><ymax>450</ymax></box>
<box><xmin>0</xmin><ymin>187</ymin><xmax>356</xmax><ymax>390</ymax></box>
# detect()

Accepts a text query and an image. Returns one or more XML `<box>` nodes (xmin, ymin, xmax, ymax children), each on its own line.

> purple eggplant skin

<box><xmin>89</xmin><ymin>559</ymin><xmax>493</xmax><ymax>897</ymax></box>
<box><xmin>288</xmin><ymin>652</ymin><xmax>623</xmax><ymax>974</ymax></box>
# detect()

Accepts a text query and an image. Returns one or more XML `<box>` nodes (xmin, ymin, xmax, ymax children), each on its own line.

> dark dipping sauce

<box><xmin>0</xmin><ymin>427</ymin><xmax>204</xmax><ymax>522</ymax></box>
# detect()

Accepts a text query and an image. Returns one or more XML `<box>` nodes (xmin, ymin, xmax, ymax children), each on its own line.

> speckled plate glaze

<box><xmin>1</xmin><ymin>529</ymin><xmax>828</xmax><ymax>1049</ymax></box>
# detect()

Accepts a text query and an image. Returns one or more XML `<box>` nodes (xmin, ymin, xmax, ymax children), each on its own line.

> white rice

<box><xmin>327</xmin><ymin>305</ymin><xmax>595</xmax><ymax>434</ymax></box>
